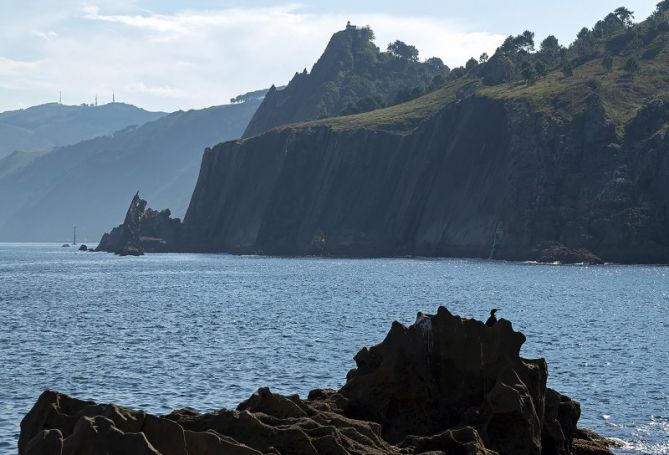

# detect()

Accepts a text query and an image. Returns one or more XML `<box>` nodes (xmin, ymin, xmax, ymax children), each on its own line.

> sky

<box><xmin>0</xmin><ymin>0</ymin><xmax>659</xmax><ymax>113</ymax></box>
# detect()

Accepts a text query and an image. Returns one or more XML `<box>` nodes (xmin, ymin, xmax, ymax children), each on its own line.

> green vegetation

<box><xmin>243</xmin><ymin>25</ymin><xmax>450</xmax><ymax>136</ymax></box>
<box><xmin>280</xmin><ymin>5</ymin><xmax>669</xmax><ymax>134</ymax></box>
<box><xmin>387</xmin><ymin>40</ymin><xmax>419</xmax><ymax>62</ymax></box>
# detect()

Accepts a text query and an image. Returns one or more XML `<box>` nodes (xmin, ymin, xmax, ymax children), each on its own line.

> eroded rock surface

<box><xmin>96</xmin><ymin>192</ymin><xmax>182</xmax><ymax>255</ymax></box>
<box><xmin>20</xmin><ymin>308</ymin><xmax>613</xmax><ymax>455</ymax></box>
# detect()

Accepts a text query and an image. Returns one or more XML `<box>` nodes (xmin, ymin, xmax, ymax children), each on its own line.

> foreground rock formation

<box><xmin>19</xmin><ymin>307</ymin><xmax>613</xmax><ymax>454</ymax></box>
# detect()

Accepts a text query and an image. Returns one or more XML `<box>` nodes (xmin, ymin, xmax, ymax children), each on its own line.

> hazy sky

<box><xmin>0</xmin><ymin>1</ymin><xmax>658</xmax><ymax>112</ymax></box>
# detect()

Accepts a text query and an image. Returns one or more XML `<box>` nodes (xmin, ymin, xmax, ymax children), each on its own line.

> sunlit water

<box><xmin>1</xmin><ymin>243</ymin><xmax>667</xmax><ymax>454</ymax></box>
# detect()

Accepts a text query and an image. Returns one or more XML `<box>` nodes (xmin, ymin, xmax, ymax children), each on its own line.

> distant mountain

<box><xmin>0</xmin><ymin>102</ymin><xmax>166</xmax><ymax>159</ymax></box>
<box><xmin>0</xmin><ymin>92</ymin><xmax>265</xmax><ymax>242</ymax></box>
<box><xmin>0</xmin><ymin>150</ymin><xmax>47</xmax><ymax>180</ymax></box>
<box><xmin>243</xmin><ymin>24</ymin><xmax>448</xmax><ymax>137</ymax></box>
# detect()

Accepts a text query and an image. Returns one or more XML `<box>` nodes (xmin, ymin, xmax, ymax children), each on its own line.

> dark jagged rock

<box><xmin>77</xmin><ymin>244</ymin><xmax>88</xmax><ymax>251</ymax></box>
<box><xmin>96</xmin><ymin>193</ymin><xmax>182</xmax><ymax>255</ymax></box>
<box><xmin>20</xmin><ymin>308</ymin><xmax>605</xmax><ymax>455</ymax></box>
<box><xmin>572</xmin><ymin>429</ymin><xmax>618</xmax><ymax>455</ymax></box>
<box><xmin>339</xmin><ymin>308</ymin><xmax>579</xmax><ymax>454</ymax></box>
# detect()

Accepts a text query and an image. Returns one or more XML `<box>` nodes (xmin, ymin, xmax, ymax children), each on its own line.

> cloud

<box><xmin>0</xmin><ymin>3</ymin><xmax>505</xmax><ymax>112</ymax></box>
<box><xmin>31</xmin><ymin>30</ymin><xmax>59</xmax><ymax>41</ymax></box>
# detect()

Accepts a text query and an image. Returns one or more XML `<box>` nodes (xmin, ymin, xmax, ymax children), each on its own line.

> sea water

<box><xmin>0</xmin><ymin>243</ymin><xmax>667</xmax><ymax>454</ymax></box>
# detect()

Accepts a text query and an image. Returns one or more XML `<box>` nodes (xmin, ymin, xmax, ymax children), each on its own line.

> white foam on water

<box><xmin>614</xmin><ymin>416</ymin><xmax>669</xmax><ymax>455</ymax></box>
<box><xmin>615</xmin><ymin>439</ymin><xmax>669</xmax><ymax>455</ymax></box>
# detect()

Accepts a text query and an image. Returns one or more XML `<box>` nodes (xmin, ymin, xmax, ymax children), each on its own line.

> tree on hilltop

<box><xmin>425</xmin><ymin>57</ymin><xmax>446</xmax><ymax>71</ymax></box>
<box><xmin>614</xmin><ymin>7</ymin><xmax>635</xmax><ymax>27</ymax></box>
<box><xmin>387</xmin><ymin>40</ymin><xmax>419</xmax><ymax>62</ymax></box>
<box><xmin>521</xmin><ymin>61</ymin><xmax>537</xmax><ymax>84</ymax></box>
<box><xmin>500</xmin><ymin>30</ymin><xmax>535</xmax><ymax>55</ymax></box>
<box><xmin>466</xmin><ymin>58</ymin><xmax>479</xmax><ymax>71</ymax></box>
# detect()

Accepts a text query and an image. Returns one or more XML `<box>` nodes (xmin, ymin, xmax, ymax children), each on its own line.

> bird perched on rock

<box><xmin>485</xmin><ymin>309</ymin><xmax>499</xmax><ymax>327</ymax></box>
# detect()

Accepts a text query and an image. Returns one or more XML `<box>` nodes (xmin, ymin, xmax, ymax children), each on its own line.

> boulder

<box><xmin>19</xmin><ymin>308</ymin><xmax>604</xmax><ymax>455</ymax></box>
<box><xmin>339</xmin><ymin>307</ymin><xmax>579</xmax><ymax>454</ymax></box>
<box><xmin>572</xmin><ymin>429</ymin><xmax>619</xmax><ymax>455</ymax></box>
<box><xmin>534</xmin><ymin>242</ymin><xmax>603</xmax><ymax>265</ymax></box>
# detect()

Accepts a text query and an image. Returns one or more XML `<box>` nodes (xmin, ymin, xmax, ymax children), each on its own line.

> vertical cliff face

<box><xmin>187</xmin><ymin>96</ymin><xmax>511</xmax><ymax>256</ymax></box>
<box><xmin>181</xmin><ymin>89</ymin><xmax>669</xmax><ymax>263</ymax></box>
<box><xmin>242</xmin><ymin>26</ymin><xmax>446</xmax><ymax>138</ymax></box>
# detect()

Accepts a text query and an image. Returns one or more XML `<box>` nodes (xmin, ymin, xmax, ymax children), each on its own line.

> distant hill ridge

<box><xmin>0</xmin><ymin>91</ymin><xmax>267</xmax><ymax>242</ymax></box>
<box><xmin>243</xmin><ymin>23</ymin><xmax>449</xmax><ymax>137</ymax></box>
<box><xmin>0</xmin><ymin>102</ymin><xmax>166</xmax><ymax>160</ymax></box>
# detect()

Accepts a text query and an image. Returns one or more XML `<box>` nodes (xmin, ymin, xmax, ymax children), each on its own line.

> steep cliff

<box><xmin>243</xmin><ymin>25</ymin><xmax>447</xmax><ymax>138</ymax></box>
<box><xmin>176</xmin><ymin>10</ymin><xmax>669</xmax><ymax>263</ymax></box>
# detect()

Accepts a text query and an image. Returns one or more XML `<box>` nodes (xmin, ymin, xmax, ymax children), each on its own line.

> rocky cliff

<box><xmin>19</xmin><ymin>308</ymin><xmax>613</xmax><ymax>455</ymax></box>
<box><xmin>97</xmin><ymin>193</ymin><xmax>181</xmax><ymax>255</ymax></box>
<box><xmin>99</xmin><ymin>10</ymin><xmax>669</xmax><ymax>263</ymax></box>
<box><xmin>243</xmin><ymin>25</ymin><xmax>447</xmax><ymax>138</ymax></box>
<box><xmin>180</xmin><ymin>90</ymin><xmax>669</xmax><ymax>263</ymax></box>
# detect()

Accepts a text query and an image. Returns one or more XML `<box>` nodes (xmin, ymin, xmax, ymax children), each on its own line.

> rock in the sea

<box><xmin>572</xmin><ymin>429</ymin><xmax>618</xmax><ymax>455</ymax></box>
<box><xmin>20</xmin><ymin>308</ymin><xmax>607</xmax><ymax>455</ymax></box>
<box><xmin>96</xmin><ymin>192</ymin><xmax>182</xmax><ymax>255</ymax></box>
<box><xmin>77</xmin><ymin>244</ymin><xmax>88</xmax><ymax>251</ymax></box>
<box><xmin>534</xmin><ymin>242</ymin><xmax>603</xmax><ymax>265</ymax></box>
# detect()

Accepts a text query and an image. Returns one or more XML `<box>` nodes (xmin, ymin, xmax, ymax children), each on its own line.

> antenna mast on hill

<box><xmin>112</xmin><ymin>90</ymin><xmax>115</xmax><ymax>103</ymax></box>
<box><xmin>59</xmin><ymin>91</ymin><xmax>62</xmax><ymax>104</ymax></box>
<box><xmin>73</xmin><ymin>226</ymin><xmax>77</xmax><ymax>245</ymax></box>
<box><xmin>95</xmin><ymin>95</ymin><xmax>98</xmax><ymax>107</ymax></box>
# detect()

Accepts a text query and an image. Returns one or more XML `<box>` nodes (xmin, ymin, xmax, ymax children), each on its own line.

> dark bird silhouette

<box><xmin>485</xmin><ymin>309</ymin><xmax>499</xmax><ymax>327</ymax></box>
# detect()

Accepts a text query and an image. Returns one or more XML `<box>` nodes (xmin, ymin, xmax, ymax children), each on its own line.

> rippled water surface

<box><xmin>1</xmin><ymin>243</ymin><xmax>668</xmax><ymax>453</ymax></box>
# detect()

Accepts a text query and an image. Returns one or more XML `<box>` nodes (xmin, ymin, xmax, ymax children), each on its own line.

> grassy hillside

<box><xmin>0</xmin><ymin>150</ymin><xmax>47</xmax><ymax>180</ymax></box>
<box><xmin>280</xmin><ymin>6</ymin><xmax>669</xmax><ymax>136</ymax></box>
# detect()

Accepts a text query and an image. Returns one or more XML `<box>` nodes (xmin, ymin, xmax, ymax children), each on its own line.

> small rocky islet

<box><xmin>20</xmin><ymin>307</ymin><xmax>616</xmax><ymax>455</ymax></box>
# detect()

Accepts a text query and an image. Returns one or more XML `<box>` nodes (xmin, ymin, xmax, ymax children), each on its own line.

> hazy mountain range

<box><xmin>0</xmin><ymin>93</ymin><xmax>265</xmax><ymax>242</ymax></box>
<box><xmin>0</xmin><ymin>102</ymin><xmax>166</xmax><ymax>160</ymax></box>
